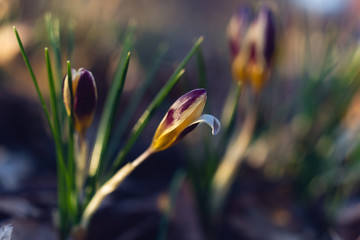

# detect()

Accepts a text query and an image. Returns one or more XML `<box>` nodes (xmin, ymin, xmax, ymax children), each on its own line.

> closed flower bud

<box><xmin>150</xmin><ymin>89</ymin><xmax>220</xmax><ymax>152</ymax></box>
<box><xmin>227</xmin><ymin>5</ymin><xmax>253</xmax><ymax>60</ymax></box>
<box><xmin>228</xmin><ymin>5</ymin><xmax>276</xmax><ymax>92</ymax></box>
<box><xmin>63</xmin><ymin>68</ymin><xmax>97</xmax><ymax>136</ymax></box>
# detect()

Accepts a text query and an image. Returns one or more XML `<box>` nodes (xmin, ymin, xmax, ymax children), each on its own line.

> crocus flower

<box><xmin>228</xmin><ymin>5</ymin><xmax>276</xmax><ymax>92</ymax></box>
<box><xmin>81</xmin><ymin>89</ymin><xmax>220</xmax><ymax>229</ymax></box>
<box><xmin>150</xmin><ymin>88</ymin><xmax>220</xmax><ymax>152</ymax></box>
<box><xmin>63</xmin><ymin>68</ymin><xmax>97</xmax><ymax>136</ymax></box>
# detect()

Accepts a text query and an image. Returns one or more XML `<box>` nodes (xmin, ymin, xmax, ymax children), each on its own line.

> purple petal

<box><xmin>74</xmin><ymin>70</ymin><xmax>97</xmax><ymax>118</ymax></box>
<box><xmin>258</xmin><ymin>5</ymin><xmax>276</xmax><ymax>64</ymax></box>
<box><xmin>164</xmin><ymin>88</ymin><xmax>206</xmax><ymax>127</ymax></box>
<box><xmin>228</xmin><ymin>5</ymin><xmax>253</xmax><ymax>58</ymax></box>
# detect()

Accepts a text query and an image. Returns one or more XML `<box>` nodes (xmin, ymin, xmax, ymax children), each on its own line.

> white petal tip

<box><xmin>194</xmin><ymin>114</ymin><xmax>221</xmax><ymax>136</ymax></box>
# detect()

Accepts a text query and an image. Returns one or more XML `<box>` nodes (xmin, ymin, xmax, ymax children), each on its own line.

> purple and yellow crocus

<box><xmin>151</xmin><ymin>88</ymin><xmax>220</xmax><ymax>152</ymax></box>
<box><xmin>63</xmin><ymin>68</ymin><xmax>97</xmax><ymax>136</ymax></box>
<box><xmin>227</xmin><ymin>5</ymin><xmax>276</xmax><ymax>92</ymax></box>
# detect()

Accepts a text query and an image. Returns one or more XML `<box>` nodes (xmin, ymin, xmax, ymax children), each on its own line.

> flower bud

<box><xmin>227</xmin><ymin>5</ymin><xmax>253</xmax><ymax>60</ymax></box>
<box><xmin>63</xmin><ymin>68</ymin><xmax>97</xmax><ymax>136</ymax></box>
<box><xmin>150</xmin><ymin>89</ymin><xmax>220</xmax><ymax>152</ymax></box>
<box><xmin>229</xmin><ymin>5</ymin><xmax>276</xmax><ymax>92</ymax></box>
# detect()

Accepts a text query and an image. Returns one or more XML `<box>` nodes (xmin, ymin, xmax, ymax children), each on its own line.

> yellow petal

<box><xmin>63</xmin><ymin>68</ymin><xmax>79</xmax><ymax>116</ymax></box>
<box><xmin>151</xmin><ymin>89</ymin><xmax>207</xmax><ymax>152</ymax></box>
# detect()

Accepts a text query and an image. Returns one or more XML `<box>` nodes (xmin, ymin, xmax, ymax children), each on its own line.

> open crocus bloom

<box><xmin>150</xmin><ymin>89</ymin><xmax>221</xmax><ymax>152</ymax></box>
<box><xmin>63</xmin><ymin>68</ymin><xmax>97</xmax><ymax>136</ymax></box>
<box><xmin>228</xmin><ymin>5</ymin><xmax>276</xmax><ymax>92</ymax></box>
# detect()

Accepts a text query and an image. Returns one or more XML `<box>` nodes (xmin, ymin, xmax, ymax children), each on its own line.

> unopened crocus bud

<box><xmin>63</xmin><ymin>68</ymin><xmax>97</xmax><ymax>136</ymax></box>
<box><xmin>229</xmin><ymin>5</ymin><xmax>276</xmax><ymax>92</ymax></box>
<box><xmin>150</xmin><ymin>89</ymin><xmax>220</xmax><ymax>152</ymax></box>
<box><xmin>227</xmin><ymin>5</ymin><xmax>253</xmax><ymax>60</ymax></box>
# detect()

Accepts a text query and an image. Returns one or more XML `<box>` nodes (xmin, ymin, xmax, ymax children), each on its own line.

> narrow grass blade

<box><xmin>195</xmin><ymin>46</ymin><xmax>213</xmax><ymax>164</ymax></box>
<box><xmin>45</xmin><ymin>13</ymin><xmax>68</xmax><ymax>133</ymax></box>
<box><xmin>89</xmin><ymin>53</ymin><xmax>131</xmax><ymax>177</ymax></box>
<box><xmin>88</xmin><ymin>21</ymin><xmax>136</xmax><ymax>181</ymax></box>
<box><xmin>16</xmin><ymin>26</ymin><xmax>71</xmax><ymax>237</ymax></box>
<box><xmin>45</xmin><ymin>51</ymin><xmax>69</xmax><ymax>228</ymax></box>
<box><xmin>67</xmin><ymin>19</ymin><xmax>75</xmax><ymax>60</ymax></box>
<box><xmin>45</xmin><ymin>14</ymin><xmax>62</xmax><ymax>85</ymax></box>
<box><xmin>196</xmin><ymin>47</ymin><xmax>207</xmax><ymax>89</ymax></box>
<box><xmin>66</xmin><ymin>61</ymin><xmax>78</xmax><ymax>223</ymax></box>
<box><xmin>66</xmin><ymin>61</ymin><xmax>75</xmax><ymax>181</ymax></box>
<box><xmin>45</xmin><ymin>48</ymin><xmax>62</xmax><ymax>142</ymax></box>
<box><xmin>105</xmin><ymin>44</ymin><xmax>169</xmax><ymax>164</ymax></box>
<box><xmin>218</xmin><ymin>82</ymin><xmax>242</xmax><ymax>152</ymax></box>
<box><xmin>111</xmin><ymin>37</ymin><xmax>204</xmax><ymax>172</ymax></box>
<box><xmin>14</xmin><ymin>27</ymin><xmax>54</xmax><ymax>137</ymax></box>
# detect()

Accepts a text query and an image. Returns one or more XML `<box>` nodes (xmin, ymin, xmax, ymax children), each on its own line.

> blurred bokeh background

<box><xmin>1</xmin><ymin>0</ymin><xmax>360</xmax><ymax>239</ymax></box>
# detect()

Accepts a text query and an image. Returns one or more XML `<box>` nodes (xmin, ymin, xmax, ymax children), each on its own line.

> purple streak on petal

<box><xmin>249</xmin><ymin>42</ymin><xmax>257</xmax><ymax>64</ymax></box>
<box><xmin>229</xmin><ymin>40</ymin><xmax>239</xmax><ymax>60</ymax></box>
<box><xmin>259</xmin><ymin>6</ymin><xmax>276</xmax><ymax>64</ymax></box>
<box><xmin>179</xmin><ymin>88</ymin><xmax>206</xmax><ymax>114</ymax></box>
<box><xmin>163</xmin><ymin>89</ymin><xmax>206</xmax><ymax>127</ymax></box>
<box><xmin>74</xmin><ymin>70</ymin><xmax>96</xmax><ymax>118</ymax></box>
<box><xmin>177</xmin><ymin>123</ymin><xmax>199</xmax><ymax>141</ymax></box>
<box><xmin>164</xmin><ymin>109</ymin><xmax>175</xmax><ymax>126</ymax></box>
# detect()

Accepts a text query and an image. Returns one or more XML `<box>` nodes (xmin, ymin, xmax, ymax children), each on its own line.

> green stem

<box><xmin>218</xmin><ymin>83</ymin><xmax>242</xmax><ymax>153</ymax></box>
<box><xmin>66</xmin><ymin>62</ymin><xmax>78</xmax><ymax>224</ymax></box>
<box><xmin>210</xmin><ymin>89</ymin><xmax>258</xmax><ymax>214</ymax></box>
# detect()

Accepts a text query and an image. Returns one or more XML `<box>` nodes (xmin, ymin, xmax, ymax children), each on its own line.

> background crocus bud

<box><xmin>229</xmin><ymin>4</ymin><xmax>276</xmax><ymax>91</ymax></box>
<box><xmin>227</xmin><ymin>5</ymin><xmax>253</xmax><ymax>60</ymax></box>
<box><xmin>150</xmin><ymin>89</ymin><xmax>220</xmax><ymax>152</ymax></box>
<box><xmin>63</xmin><ymin>68</ymin><xmax>97</xmax><ymax>136</ymax></box>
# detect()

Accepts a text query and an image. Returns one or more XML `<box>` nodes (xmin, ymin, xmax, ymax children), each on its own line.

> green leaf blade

<box><xmin>105</xmin><ymin>44</ymin><xmax>169</xmax><ymax>163</ymax></box>
<box><xmin>111</xmin><ymin>36</ymin><xmax>204</xmax><ymax>172</ymax></box>
<box><xmin>89</xmin><ymin>52</ymin><xmax>131</xmax><ymax>177</ymax></box>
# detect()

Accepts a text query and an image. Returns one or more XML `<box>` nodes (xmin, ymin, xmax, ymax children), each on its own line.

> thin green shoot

<box><xmin>88</xmin><ymin>21</ymin><xmax>136</xmax><ymax>182</ymax></box>
<box><xmin>14</xmin><ymin>26</ymin><xmax>54</xmax><ymax>135</ymax></box>
<box><xmin>105</xmin><ymin>43</ymin><xmax>169</xmax><ymax>166</ymax></box>
<box><xmin>88</xmin><ymin>52</ymin><xmax>131</xmax><ymax>179</ymax></box>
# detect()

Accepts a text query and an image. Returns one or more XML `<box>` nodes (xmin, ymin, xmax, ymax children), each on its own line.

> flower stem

<box><xmin>80</xmin><ymin>148</ymin><xmax>153</xmax><ymax>229</ymax></box>
<box><xmin>76</xmin><ymin>135</ymin><xmax>88</xmax><ymax>195</ymax></box>
<box><xmin>210</xmin><ymin>90</ymin><xmax>259</xmax><ymax>214</ymax></box>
